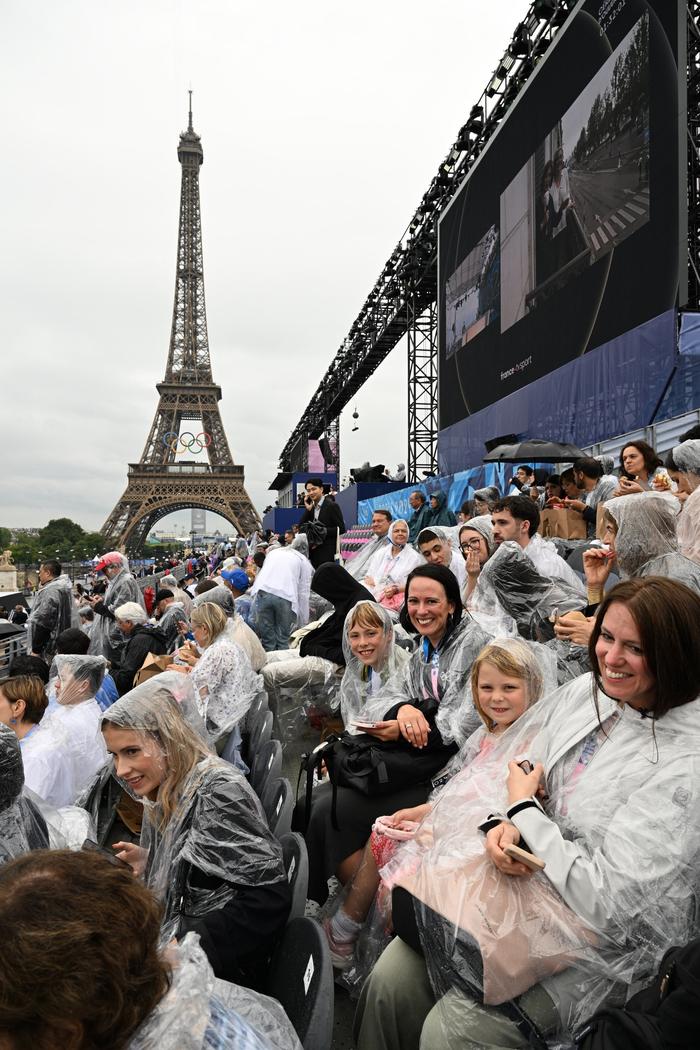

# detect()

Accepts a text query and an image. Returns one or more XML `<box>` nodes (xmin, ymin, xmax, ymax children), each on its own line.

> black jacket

<box><xmin>299</xmin><ymin>497</ymin><xmax>346</xmax><ymax>568</ymax></box>
<box><xmin>113</xmin><ymin>624</ymin><xmax>168</xmax><ymax>696</ymax></box>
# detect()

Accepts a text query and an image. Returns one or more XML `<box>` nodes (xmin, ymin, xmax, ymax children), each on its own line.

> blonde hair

<box><xmin>190</xmin><ymin>602</ymin><xmax>227</xmax><ymax>645</ymax></box>
<box><xmin>103</xmin><ymin>692</ymin><xmax>210</xmax><ymax>830</ymax></box>
<box><xmin>347</xmin><ymin>602</ymin><xmax>387</xmax><ymax>633</ymax></box>
<box><xmin>470</xmin><ymin>640</ymin><xmax>544</xmax><ymax>733</ymax></box>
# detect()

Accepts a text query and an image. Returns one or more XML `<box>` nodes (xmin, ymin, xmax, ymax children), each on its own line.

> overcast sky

<box><xmin>3</xmin><ymin>0</ymin><xmax>530</xmax><ymax>535</ymax></box>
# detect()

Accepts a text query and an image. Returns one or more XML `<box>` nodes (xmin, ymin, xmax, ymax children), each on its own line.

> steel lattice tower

<box><xmin>102</xmin><ymin>97</ymin><xmax>260</xmax><ymax>548</ymax></box>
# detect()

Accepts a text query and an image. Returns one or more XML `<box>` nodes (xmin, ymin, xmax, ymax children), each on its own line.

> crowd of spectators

<box><xmin>1</xmin><ymin>439</ymin><xmax>700</xmax><ymax>1048</ymax></box>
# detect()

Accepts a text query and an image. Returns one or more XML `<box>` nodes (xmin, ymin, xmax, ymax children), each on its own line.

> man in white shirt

<box><xmin>345</xmin><ymin>510</ymin><xmax>392</xmax><ymax>581</ymax></box>
<box><xmin>491</xmin><ymin>496</ymin><xmax>586</xmax><ymax>596</ymax></box>
<box><xmin>249</xmin><ymin>540</ymin><xmax>314</xmax><ymax>651</ymax></box>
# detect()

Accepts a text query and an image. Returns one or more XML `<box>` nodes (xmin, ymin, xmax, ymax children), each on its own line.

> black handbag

<box><xmin>302</xmin><ymin>732</ymin><xmax>453</xmax><ymax>831</ymax></box>
<box><xmin>574</xmin><ymin>940</ymin><xmax>700</xmax><ymax>1050</ymax></box>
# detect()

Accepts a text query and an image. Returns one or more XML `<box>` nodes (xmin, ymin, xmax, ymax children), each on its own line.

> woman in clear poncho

<box><xmin>671</xmin><ymin>439</ymin><xmax>700</xmax><ymax>565</ymax></box>
<box><xmin>0</xmin><ymin>723</ymin><xmax>50</xmax><ymax>864</ymax></box>
<box><xmin>303</xmin><ymin>566</ymin><xmax>490</xmax><ymax>907</ymax></box>
<box><xmin>88</xmin><ymin>551</ymin><xmax>146</xmax><ymax>662</ymax></box>
<box><xmin>356</xmin><ymin>577</ymin><xmax>700</xmax><ymax>1050</ymax></box>
<box><xmin>579</xmin><ymin>494</ymin><xmax>700</xmax><ymax>602</ymax></box>
<box><xmin>174</xmin><ymin>602</ymin><xmax>262</xmax><ymax>758</ymax></box>
<box><xmin>363</xmin><ymin>519</ymin><xmax>423</xmax><ymax>611</ymax></box>
<box><xmin>192</xmin><ymin>585</ymin><xmax>266</xmax><ymax>673</ymax></box>
<box><xmin>0</xmin><ymin>848</ymin><xmax>300</xmax><ymax>1050</ymax></box>
<box><xmin>101</xmin><ymin>689</ymin><xmax>290</xmax><ymax>989</ymax></box>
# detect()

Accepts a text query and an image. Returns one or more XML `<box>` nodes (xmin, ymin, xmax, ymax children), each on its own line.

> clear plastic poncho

<box><xmin>190</xmin><ymin>622</ymin><xmax>263</xmax><ymax>744</ymax></box>
<box><xmin>38</xmin><ymin>654</ymin><xmax>110</xmax><ymax>804</ymax></box>
<box><xmin>416</xmin><ymin>526</ymin><xmax>466</xmax><ymax>591</ymax></box>
<box><xmin>193</xmin><ymin>586</ymin><xmax>236</xmax><ymax>617</ymax></box>
<box><xmin>158</xmin><ymin>601</ymin><xmax>189</xmax><ymax>650</ymax></box>
<box><xmin>89</xmin><ymin>557</ymin><xmax>146</xmax><ymax>659</ymax></box>
<box><xmin>378</xmin><ymin>613</ymin><xmax>492</xmax><ymax>747</ymax></box>
<box><xmin>336</xmin><ymin>601</ymin><xmax>412</xmax><ymax>730</ymax></box>
<box><xmin>0</xmin><ymin>724</ymin><xmax>50</xmax><ymax>863</ymax></box>
<box><xmin>345</xmin><ymin>533</ymin><xmax>389</xmax><ymax>581</ymax></box>
<box><xmin>605</xmin><ymin>493</ymin><xmax>700</xmax><ymax>592</ymax></box>
<box><xmin>673</xmin><ymin>440</ymin><xmax>700</xmax><ymax>566</ymax></box>
<box><xmin>364</xmin><ymin>521</ymin><xmax>424</xmax><ymax>603</ymax></box>
<box><xmin>128</xmin><ymin>932</ymin><xmax>301</xmax><ymax>1050</ymax></box>
<box><xmin>461</xmin><ymin>515</ymin><xmax>495</xmax><ymax>556</ymax></box>
<box><xmin>26</xmin><ymin>573</ymin><xmax>76</xmax><ymax>657</ymax></box>
<box><xmin>102</xmin><ymin>691</ymin><xmax>286</xmax><ymax>943</ymax></box>
<box><xmin>471</xmin><ymin>542</ymin><xmax>585</xmax><ymax>640</ymax></box>
<box><xmin>381</xmin><ymin>673</ymin><xmax>700</xmax><ymax>1043</ymax></box>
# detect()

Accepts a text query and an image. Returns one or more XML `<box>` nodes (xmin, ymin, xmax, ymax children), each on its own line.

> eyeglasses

<box><xmin>459</xmin><ymin>539</ymin><xmax>482</xmax><ymax>552</ymax></box>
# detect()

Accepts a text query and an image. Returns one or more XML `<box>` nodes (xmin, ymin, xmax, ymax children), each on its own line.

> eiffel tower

<box><xmin>102</xmin><ymin>96</ymin><xmax>260</xmax><ymax>549</ymax></box>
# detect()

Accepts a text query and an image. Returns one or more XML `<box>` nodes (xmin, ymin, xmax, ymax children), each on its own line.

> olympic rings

<box><xmin>161</xmin><ymin>431</ymin><xmax>212</xmax><ymax>455</ymax></box>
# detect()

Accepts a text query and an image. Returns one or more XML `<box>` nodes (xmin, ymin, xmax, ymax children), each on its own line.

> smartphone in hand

<box><xmin>503</xmin><ymin>843</ymin><xmax>546</xmax><ymax>871</ymax></box>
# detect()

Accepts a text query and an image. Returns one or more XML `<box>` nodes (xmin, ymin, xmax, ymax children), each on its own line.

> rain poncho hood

<box><xmin>460</xmin><ymin>515</ymin><xmax>495</xmax><ymax>556</ymax></box>
<box><xmin>102</xmin><ymin>691</ymin><xmax>285</xmax><ymax>942</ymax></box>
<box><xmin>26</xmin><ymin>573</ymin><xmax>76</xmax><ymax>658</ymax></box>
<box><xmin>345</xmin><ymin>531</ymin><xmax>391</xmax><ymax>581</ymax></box>
<box><xmin>473</xmin><ymin>485</ymin><xmax>500</xmax><ymax>508</ymax></box>
<box><xmin>193</xmin><ymin>585</ymin><xmax>236</xmax><ymax>617</ymax></box>
<box><xmin>128</xmin><ymin>933</ymin><xmax>301</xmax><ymax>1050</ymax></box>
<box><xmin>55</xmin><ymin>653</ymin><xmax>108</xmax><ymax>705</ymax></box>
<box><xmin>425</xmin><ymin>490</ymin><xmax>457</xmax><ymax>528</ymax></box>
<box><xmin>380</xmin><ymin>672</ymin><xmax>700</xmax><ymax>1040</ymax></box>
<box><xmin>605</xmin><ymin>493</ymin><xmax>700</xmax><ymax>591</ymax></box>
<box><xmin>298</xmin><ymin>564</ymin><xmax>375</xmax><ymax>666</ymax></box>
<box><xmin>89</xmin><ymin>557</ymin><xmax>145</xmax><ymax>659</ymax></box>
<box><xmin>472</xmin><ymin>541</ymin><xmax>585</xmax><ymax>639</ymax></box>
<box><xmin>337</xmin><ymin>601</ymin><xmax>411</xmax><ymax>730</ymax></box>
<box><xmin>673</xmin><ymin>440</ymin><xmax>700</xmax><ymax>566</ymax></box>
<box><xmin>0</xmin><ymin>724</ymin><xmax>50</xmax><ymax>863</ymax></box>
<box><xmin>190</xmin><ymin>620</ymin><xmax>263</xmax><ymax>743</ymax></box>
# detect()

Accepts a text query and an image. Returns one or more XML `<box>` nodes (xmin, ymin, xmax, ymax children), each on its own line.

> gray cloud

<box><xmin>3</xmin><ymin>0</ymin><xmax>530</xmax><ymax>533</ymax></box>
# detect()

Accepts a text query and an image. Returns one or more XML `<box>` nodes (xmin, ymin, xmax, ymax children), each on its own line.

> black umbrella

<box><xmin>483</xmin><ymin>439</ymin><xmax>586</xmax><ymax>463</ymax></box>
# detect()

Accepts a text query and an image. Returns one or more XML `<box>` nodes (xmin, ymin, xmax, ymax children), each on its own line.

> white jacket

<box><xmin>509</xmin><ymin>674</ymin><xmax>700</xmax><ymax>1027</ymax></box>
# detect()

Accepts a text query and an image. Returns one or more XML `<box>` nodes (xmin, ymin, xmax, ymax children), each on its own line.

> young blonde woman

<box><xmin>101</xmin><ymin>686</ymin><xmax>290</xmax><ymax>988</ymax></box>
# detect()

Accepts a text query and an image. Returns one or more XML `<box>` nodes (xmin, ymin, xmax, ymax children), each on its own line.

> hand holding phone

<box><xmin>503</xmin><ymin>843</ymin><xmax>546</xmax><ymax>871</ymax></box>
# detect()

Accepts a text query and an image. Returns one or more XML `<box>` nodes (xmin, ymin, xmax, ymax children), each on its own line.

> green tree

<box><xmin>0</xmin><ymin>527</ymin><xmax>11</xmax><ymax>550</ymax></box>
<box><xmin>10</xmin><ymin>536</ymin><xmax>40</xmax><ymax>566</ymax></box>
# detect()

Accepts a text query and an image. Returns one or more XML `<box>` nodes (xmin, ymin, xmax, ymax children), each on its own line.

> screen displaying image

<box><xmin>445</xmin><ymin>224</ymin><xmax>499</xmax><ymax>357</ymax></box>
<box><xmin>438</xmin><ymin>0</ymin><xmax>681</xmax><ymax>427</ymax></box>
<box><xmin>501</xmin><ymin>14</ymin><xmax>649</xmax><ymax>332</ymax></box>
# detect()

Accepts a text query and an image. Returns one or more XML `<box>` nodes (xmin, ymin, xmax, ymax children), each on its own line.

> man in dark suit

<box><xmin>299</xmin><ymin>478</ymin><xmax>346</xmax><ymax>569</ymax></box>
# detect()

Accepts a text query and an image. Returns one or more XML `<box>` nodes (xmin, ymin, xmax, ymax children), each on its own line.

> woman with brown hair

<box><xmin>0</xmin><ymin>848</ymin><xmax>299</xmax><ymax>1049</ymax></box>
<box><xmin>614</xmin><ymin>439</ymin><xmax>665</xmax><ymax>495</ymax></box>
<box><xmin>100</xmin><ymin>687</ymin><xmax>290</xmax><ymax>989</ymax></box>
<box><xmin>356</xmin><ymin>577</ymin><xmax>700</xmax><ymax>1050</ymax></box>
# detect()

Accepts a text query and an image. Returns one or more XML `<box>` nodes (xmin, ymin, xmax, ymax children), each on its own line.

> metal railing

<box><xmin>0</xmin><ymin>631</ymin><xmax>28</xmax><ymax>682</ymax></box>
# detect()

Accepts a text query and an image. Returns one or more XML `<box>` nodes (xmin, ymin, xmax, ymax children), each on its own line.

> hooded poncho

<box><xmin>335</xmin><ymin>601</ymin><xmax>412</xmax><ymax>730</ymax></box>
<box><xmin>102</xmin><ymin>692</ymin><xmax>286</xmax><ymax>943</ymax></box>
<box><xmin>26</xmin><ymin>573</ymin><xmax>76</xmax><ymax>658</ymax></box>
<box><xmin>0</xmin><ymin>724</ymin><xmax>50</xmax><ymax>864</ymax></box>
<box><xmin>89</xmin><ymin>556</ymin><xmax>145</xmax><ymax>660</ymax></box>
<box><xmin>605</xmin><ymin>492</ymin><xmax>700</xmax><ymax>592</ymax></box>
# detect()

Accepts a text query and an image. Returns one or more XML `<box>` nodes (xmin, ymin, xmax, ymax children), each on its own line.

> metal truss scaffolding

<box><xmin>278</xmin><ymin>0</ymin><xmax>579</xmax><ymax>481</ymax></box>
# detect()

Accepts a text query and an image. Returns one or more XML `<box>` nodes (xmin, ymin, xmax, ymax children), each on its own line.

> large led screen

<box><xmin>438</xmin><ymin>0</ymin><xmax>683</xmax><ymax>427</ymax></box>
